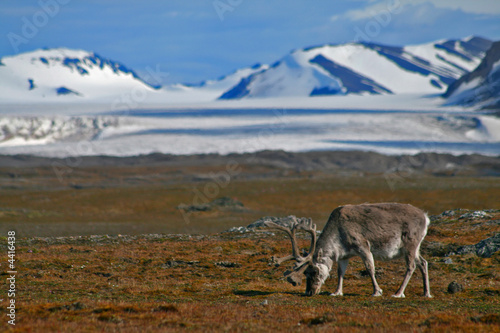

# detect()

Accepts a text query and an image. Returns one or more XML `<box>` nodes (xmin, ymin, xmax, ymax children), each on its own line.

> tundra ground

<box><xmin>0</xmin><ymin>152</ymin><xmax>499</xmax><ymax>331</ymax></box>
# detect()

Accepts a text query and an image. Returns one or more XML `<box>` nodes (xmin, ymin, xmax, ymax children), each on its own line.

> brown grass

<box><xmin>0</xmin><ymin>163</ymin><xmax>499</xmax><ymax>236</ymax></box>
<box><xmin>0</xmin><ymin>163</ymin><xmax>499</xmax><ymax>331</ymax></box>
<box><xmin>2</xmin><ymin>211</ymin><xmax>499</xmax><ymax>332</ymax></box>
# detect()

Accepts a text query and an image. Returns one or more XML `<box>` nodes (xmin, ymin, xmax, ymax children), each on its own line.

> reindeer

<box><xmin>264</xmin><ymin>203</ymin><xmax>432</xmax><ymax>298</ymax></box>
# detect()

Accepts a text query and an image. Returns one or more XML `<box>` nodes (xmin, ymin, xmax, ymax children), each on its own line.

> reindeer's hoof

<box><xmin>424</xmin><ymin>293</ymin><xmax>433</xmax><ymax>298</ymax></box>
<box><xmin>329</xmin><ymin>292</ymin><xmax>343</xmax><ymax>297</ymax></box>
<box><xmin>391</xmin><ymin>293</ymin><xmax>405</xmax><ymax>298</ymax></box>
<box><xmin>372</xmin><ymin>290</ymin><xmax>383</xmax><ymax>297</ymax></box>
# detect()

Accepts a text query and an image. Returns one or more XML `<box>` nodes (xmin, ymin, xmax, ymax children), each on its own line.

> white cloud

<box><xmin>342</xmin><ymin>0</ymin><xmax>500</xmax><ymax>22</ymax></box>
<box><xmin>343</xmin><ymin>0</ymin><xmax>404</xmax><ymax>21</ymax></box>
<box><xmin>330</xmin><ymin>14</ymin><xmax>341</xmax><ymax>22</ymax></box>
<box><xmin>408</xmin><ymin>0</ymin><xmax>500</xmax><ymax>15</ymax></box>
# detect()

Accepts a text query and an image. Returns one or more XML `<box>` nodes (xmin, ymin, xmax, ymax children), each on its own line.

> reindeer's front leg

<box><xmin>330</xmin><ymin>259</ymin><xmax>349</xmax><ymax>296</ymax></box>
<box><xmin>359</xmin><ymin>251</ymin><xmax>383</xmax><ymax>296</ymax></box>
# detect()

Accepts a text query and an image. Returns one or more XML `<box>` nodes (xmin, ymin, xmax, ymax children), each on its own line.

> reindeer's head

<box><xmin>304</xmin><ymin>249</ymin><xmax>331</xmax><ymax>296</ymax></box>
<box><xmin>264</xmin><ymin>217</ymin><xmax>325</xmax><ymax>296</ymax></box>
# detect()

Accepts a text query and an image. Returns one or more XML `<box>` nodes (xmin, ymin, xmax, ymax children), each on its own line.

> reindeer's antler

<box><xmin>264</xmin><ymin>216</ymin><xmax>317</xmax><ymax>286</ymax></box>
<box><xmin>264</xmin><ymin>217</ymin><xmax>301</xmax><ymax>264</ymax></box>
<box><xmin>294</xmin><ymin>218</ymin><xmax>317</xmax><ymax>264</ymax></box>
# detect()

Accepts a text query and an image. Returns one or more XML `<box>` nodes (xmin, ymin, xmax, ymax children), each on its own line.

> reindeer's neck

<box><xmin>316</xmin><ymin>233</ymin><xmax>344</xmax><ymax>267</ymax></box>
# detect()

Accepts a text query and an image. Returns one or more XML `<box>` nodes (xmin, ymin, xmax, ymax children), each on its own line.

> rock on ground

<box><xmin>456</xmin><ymin>233</ymin><xmax>500</xmax><ymax>258</ymax></box>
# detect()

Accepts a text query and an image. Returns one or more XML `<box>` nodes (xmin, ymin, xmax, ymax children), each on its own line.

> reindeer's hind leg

<box><xmin>392</xmin><ymin>248</ymin><xmax>417</xmax><ymax>298</ymax></box>
<box><xmin>416</xmin><ymin>255</ymin><xmax>432</xmax><ymax>298</ymax></box>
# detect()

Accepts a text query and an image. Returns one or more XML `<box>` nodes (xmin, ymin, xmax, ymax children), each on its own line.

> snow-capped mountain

<box><xmin>0</xmin><ymin>47</ymin><xmax>270</xmax><ymax>105</ymax></box>
<box><xmin>0</xmin><ymin>48</ymin><xmax>161</xmax><ymax>102</ymax></box>
<box><xmin>189</xmin><ymin>63</ymin><xmax>269</xmax><ymax>91</ymax></box>
<box><xmin>160</xmin><ymin>63</ymin><xmax>269</xmax><ymax>104</ymax></box>
<box><xmin>219</xmin><ymin>36</ymin><xmax>492</xmax><ymax>99</ymax></box>
<box><xmin>444</xmin><ymin>41</ymin><xmax>500</xmax><ymax>109</ymax></box>
<box><xmin>0</xmin><ymin>37</ymin><xmax>493</xmax><ymax>105</ymax></box>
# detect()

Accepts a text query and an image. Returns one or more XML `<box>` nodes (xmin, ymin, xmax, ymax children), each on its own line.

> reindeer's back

<box><xmin>320</xmin><ymin>203</ymin><xmax>428</xmax><ymax>259</ymax></box>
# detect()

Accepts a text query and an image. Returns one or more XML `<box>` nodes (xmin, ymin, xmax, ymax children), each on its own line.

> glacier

<box><xmin>0</xmin><ymin>110</ymin><xmax>498</xmax><ymax>157</ymax></box>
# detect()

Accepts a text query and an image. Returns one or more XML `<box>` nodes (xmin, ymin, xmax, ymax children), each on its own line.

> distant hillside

<box><xmin>444</xmin><ymin>41</ymin><xmax>500</xmax><ymax>110</ymax></box>
<box><xmin>219</xmin><ymin>36</ymin><xmax>491</xmax><ymax>99</ymax></box>
<box><xmin>0</xmin><ymin>37</ymin><xmax>493</xmax><ymax>104</ymax></box>
<box><xmin>0</xmin><ymin>48</ymin><xmax>162</xmax><ymax>102</ymax></box>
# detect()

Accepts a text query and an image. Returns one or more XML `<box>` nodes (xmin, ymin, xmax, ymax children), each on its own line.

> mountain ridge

<box><xmin>219</xmin><ymin>37</ymin><xmax>491</xmax><ymax>100</ymax></box>
<box><xmin>0</xmin><ymin>36</ymin><xmax>495</xmax><ymax>107</ymax></box>
<box><xmin>0</xmin><ymin>47</ymin><xmax>162</xmax><ymax>102</ymax></box>
<box><xmin>444</xmin><ymin>41</ymin><xmax>500</xmax><ymax>109</ymax></box>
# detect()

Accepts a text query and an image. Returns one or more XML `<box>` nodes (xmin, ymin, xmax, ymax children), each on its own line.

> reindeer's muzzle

<box><xmin>305</xmin><ymin>287</ymin><xmax>321</xmax><ymax>296</ymax></box>
<box><xmin>305</xmin><ymin>277</ymin><xmax>322</xmax><ymax>296</ymax></box>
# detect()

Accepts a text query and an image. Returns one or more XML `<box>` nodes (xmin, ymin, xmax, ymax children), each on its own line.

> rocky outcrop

<box><xmin>456</xmin><ymin>233</ymin><xmax>500</xmax><ymax>258</ymax></box>
<box><xmin>177</xmin><ymin>197</ymin><xmax>245</xmax><ymax>213</ymax></box>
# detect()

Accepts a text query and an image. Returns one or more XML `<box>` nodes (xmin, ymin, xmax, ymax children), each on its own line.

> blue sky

<box><xmin>1</xmin><ymin>0</ymin><xmax>500</xmax><ymax>84</ymax></box>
